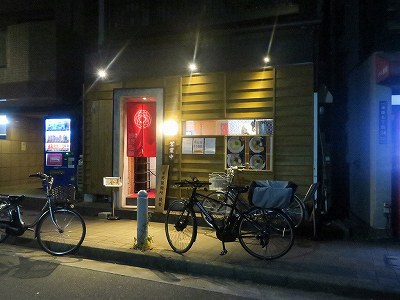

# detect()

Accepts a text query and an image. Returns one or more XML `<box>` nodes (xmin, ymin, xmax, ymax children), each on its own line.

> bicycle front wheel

<box><xmin>239</xmin><ymin>208</ymin><xmax>294</xmax><ymax>260</ymax></box>
<box><xmin>36</xmin><ymin>208</ymin><xmax>86</xmax><ymax>256</ymax></box>
<box><xmin>165</xmin><ymin>200</ymin><xmax>197</xmax><ymax>253</ymax></box>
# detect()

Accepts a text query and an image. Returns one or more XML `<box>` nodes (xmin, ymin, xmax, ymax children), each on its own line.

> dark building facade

<box><xmin>2</xmin><ymin>0</ymin><xmax>400</xmax><ymax>235</ymax></box>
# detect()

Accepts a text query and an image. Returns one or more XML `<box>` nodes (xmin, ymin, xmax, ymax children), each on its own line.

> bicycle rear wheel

<box><xmin>36</xmin><ymin>208</ymin><xmax>86</xmax><ymax>256</ymax></box>
<box><xmin>238</xmin><ymin>208</ymin><xmax>294</xmax><ymax>260</ymax></box>
<box><xmin>284</xmin><ymin>195</ymin><xmax>305</xmax><ymax>228</ymax></box>
<box><xmin>165</xmin><ymin>200</ymin><xmax>197</xmax><ymax>253</ymax></box>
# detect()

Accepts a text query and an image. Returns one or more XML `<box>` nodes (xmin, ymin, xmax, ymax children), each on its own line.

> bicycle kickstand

<box><xmin>220</xmin><ymin>242</ymin><xmax>228</xmax><ymax>256</ymax></box>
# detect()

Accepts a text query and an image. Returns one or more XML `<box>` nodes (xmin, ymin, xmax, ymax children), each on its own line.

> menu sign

<box><xmin>45</xmin><ymin>118</ymin><xmax>71</xmax><ymax>152</ymax></box>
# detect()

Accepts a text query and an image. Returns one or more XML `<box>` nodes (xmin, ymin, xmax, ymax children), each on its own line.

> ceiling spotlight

<box><xmin>97</xmin><ymin>69</ymin><xmax>107</xmax><ymax>79</ymax></box>
<box><xmin>263</xmin><ymin>56</ymin><xmax>271</xmax><ymax>64</ymax></box>
<box><xmin>188</xmin><ymin>62</ymin><xmax>198</xmax><ymax>72</ymax></box>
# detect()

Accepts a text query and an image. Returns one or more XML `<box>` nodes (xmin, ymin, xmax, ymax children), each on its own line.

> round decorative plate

<box><xmin>249</xmin><ymin>154</ymin><xmax>265</xmax><ymax>170</ymax></box>
<box><xmin>227</xmin><ymin>137</ymin><xmax>244</xmax><ymax>153</ymax></box>
<box><xmin>227</xmin><ymin>154</ymin><xmax>243</xmax><ymax>167</ymax></box>
<box><xmin>249</xmin><ymin>136</ymin><xmax>264</xmax><ymax>153</ymax></box>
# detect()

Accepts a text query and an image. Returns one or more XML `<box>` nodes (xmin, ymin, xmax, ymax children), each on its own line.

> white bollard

<box><xmin>137</xmin><ymin>190</ymin><xmax>148</xmax><ymax>246</ymax></box>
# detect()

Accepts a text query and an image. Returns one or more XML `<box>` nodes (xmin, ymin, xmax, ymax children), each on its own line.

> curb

<box><xmin>7</xmin><ymin>236</ymin><xmax>400</xmax><ymax>299</ymax></box>
<box><xmin>77</xmin><ymin>243</ymin><xmax>400</xmax><ymax>299</ymax></box>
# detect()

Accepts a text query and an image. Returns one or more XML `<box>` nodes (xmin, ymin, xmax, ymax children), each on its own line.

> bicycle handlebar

<box><xmin>29</xmin><ymin>172</ymin><xmax>53</xmax><ymax>182</ymax></box>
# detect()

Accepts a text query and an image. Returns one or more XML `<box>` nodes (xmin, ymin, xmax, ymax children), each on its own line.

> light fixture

<box><xmin>188</xmin><ymin>62</ymin><xmax>197</xmax><ymax>72</ymax></box>
<box><xmin>163</xmin><ymin>120</ymin><xmax>179</xmax><ymax>136</ymax></box>
<box><xmin>97</xmin><ymin>68</ymin><xmax>107</xmax><ymax>79</ymax></box>
<box><xmin>0</xmin><ymin>115</ymin><xmax>8</xmax><ymax>125</ymax></box>
<box><xmin>263</xmin><ymin>56</ymin><xmax>271</xmax><ymax>64</ymax></box>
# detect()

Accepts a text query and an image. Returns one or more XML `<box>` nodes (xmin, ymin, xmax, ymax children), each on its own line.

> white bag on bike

<box><xmin>249</xmin><ymin>180</ymin><xmax>297</xmax><ymax>209</ymax></box>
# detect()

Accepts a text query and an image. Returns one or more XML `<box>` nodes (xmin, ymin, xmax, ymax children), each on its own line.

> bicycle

<box><xmin>165</xmin><ymin>177</ymin><xmax>295</xmax><ymax>260</ymax></box>
<box><xmin>205</xmin><ymin>168</ymin><xmax>318</xmax><ymax>228</ymax></box>
<box><xmin>0</xmin><ymin>172</ymin><xmax>86</xmax><ymax>256</ymax></box>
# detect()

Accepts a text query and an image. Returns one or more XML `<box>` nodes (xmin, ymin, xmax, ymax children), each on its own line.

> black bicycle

<box><xmin>0</xmin><ymin>172</ymin><xmax>86</xmax><ymax>256</ymax></box>
<box><xmin>165</xmin><ymin>177</ymin><xmax>295</xmax><ymax>260</ymax></box>
<box><xmin>206</xmin><ymin>168</ymin><xmax>319</xmax><ymax>229</ymax></box>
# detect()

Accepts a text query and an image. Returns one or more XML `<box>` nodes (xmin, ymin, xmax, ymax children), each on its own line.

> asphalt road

<box><xmin>0</xmin><ymin>244</ymin><xmax>356</xmax><ymax>300</ymax></box>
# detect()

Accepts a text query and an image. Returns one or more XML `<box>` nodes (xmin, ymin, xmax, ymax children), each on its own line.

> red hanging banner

<box><xmin>127</xmin><ymin>102</ymin><xmax>156</xmax><ymax>157</ymax></box>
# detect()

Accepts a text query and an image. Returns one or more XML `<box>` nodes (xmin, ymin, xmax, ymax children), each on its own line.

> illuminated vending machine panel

<box><xmin>44</xmin><ymin>118</ymin><xmax>76</xmax><ymax>186</ymax></box>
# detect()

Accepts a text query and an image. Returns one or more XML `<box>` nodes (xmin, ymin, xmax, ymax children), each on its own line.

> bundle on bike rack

<box><xmin>248</xmin><ymin>180</ymin><xmax>297</xmax><ymax>209</ymax></box>
<box><xmin>208</xmin><ymin>172</ymin><xmax>231</xmax><ymax>191</ymax></box>
<box><xmin>0</xmin><ymin>195</ymin><xmax>10</xmax><ymax>210</ymax></box>
<box><xmin>50</xmin><ymin>185</ymin><xmax>76</xmax><ymax>205</ymax></box>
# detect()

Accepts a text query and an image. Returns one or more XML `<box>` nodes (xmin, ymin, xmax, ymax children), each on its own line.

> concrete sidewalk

<box><xmin>6</xmin><ymin>209</ymin><xmax>400</xmax><ymax>299</ymax></box>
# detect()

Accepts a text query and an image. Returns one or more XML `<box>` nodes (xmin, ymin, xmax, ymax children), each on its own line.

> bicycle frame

<box><xmin>0</xmin><ymin>173</ymin><xmax>66</xmax><ymax>236</ymax></box>
<box><xmin>186</xmin><ymin>186</ymin><xmax>254</xmax><ymax>234</ymax></box>
<box><xmin>0</xmin><ymin>195</ymin><xmax>61</xmax><ymax>237</ymax></box>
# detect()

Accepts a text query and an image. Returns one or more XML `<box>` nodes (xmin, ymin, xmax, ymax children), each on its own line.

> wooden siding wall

<box><xmin>274</xmin><ymin>64</ymin><xmax>314</xmax><ymax>194</ymax></box>
<box><xmin>84</xmin><ymin>82</ymin><xmax>121</xmax><ymax>195</ymax></box>
<box><xmin>226</xmin><ymin>69</ymin><xmax>275</xmax><ymax>119</ymax></box>
<box><xmin>84</xmin><ymin>64</ymin><xmax>314</xmax><ymax>199</ymax></box>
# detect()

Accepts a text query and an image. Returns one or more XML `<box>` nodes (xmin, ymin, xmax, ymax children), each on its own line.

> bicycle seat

<box><xmin>228</xmin><ymin>185</ymin><xmax>249</xmax><ymax>194</ymax></box>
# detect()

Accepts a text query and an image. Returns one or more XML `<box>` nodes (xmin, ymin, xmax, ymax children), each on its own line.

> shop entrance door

<box><xmin>112</xmin><ymin>88</ymin><xmax>163</xmax><ymax>209</ymax></box>
<box><xmin>125</xmin><ymin>100</ymin><xmax>156</xmax><ymax>206</ymax></box>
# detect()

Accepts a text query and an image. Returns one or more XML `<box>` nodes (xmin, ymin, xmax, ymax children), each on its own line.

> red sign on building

<box><xmin>127</xmin><ymin>102</ymin><xmax>156</xmax><ymax>157</ymax></box>
<box><xmin>376</xmin><ymin>55</ymin><xmax>390</xmax><ymax>83</ymax></box>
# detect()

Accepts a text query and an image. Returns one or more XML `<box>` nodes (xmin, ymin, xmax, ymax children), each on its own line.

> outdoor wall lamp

<box><xmin>263</xmin><ymin>56</ymin><xmax>271</xmax><ymax>64</ymax></box>
<box><xmin>163</xmin><ymin>120</ymin><xmax>178</xmax><ymax>136</ymax></box>
<box><xmin>0</xmin><ymin>115</ymin><xmax>9</xmax><ymax>125</ymax></box>
<box><xmin>97</xmin><ymin>68</ymin><xmax>108</xmax><ymax>79</ymax></box>
<box><xmin>188</xmin><ymin>62</ymin><xmax>198</xmax><ymax>72</ymax></box>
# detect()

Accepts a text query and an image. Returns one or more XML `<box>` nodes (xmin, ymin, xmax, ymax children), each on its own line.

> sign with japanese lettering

<box><xmin>379</xmin><ymin>101</ymin><xmax>388</xmax><ymax>144</ymax></box>
<box><xmin>155</xmin><ymin>165</ymin><xmax>169</xmax><ymax>213</ymax></box>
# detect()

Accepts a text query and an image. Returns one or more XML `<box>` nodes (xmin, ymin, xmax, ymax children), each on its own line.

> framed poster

<box><xmin>182</xmin><ymin>138</ymin><xmax>193</xmax><ymax>154</ymax></box>
<box><xmin>192</xmin><ymin>138</ymin><xmax>204</xmax><ymax>154</ymax></box>
<box><xmin>204</xmin><ymin>138</ymin><xmax>216</xmax><ymax>154</ymax></box>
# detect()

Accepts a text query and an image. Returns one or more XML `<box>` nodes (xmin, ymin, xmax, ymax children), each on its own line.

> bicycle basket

<box><xmin>50</xmin><ymin>185</ymin><xmax>76</xmax><ymax>204</ymax></box>
<box><xmin>209</xmin><ymin>172</ymin><xmax>231</xmax><ymax>191</ymax></box>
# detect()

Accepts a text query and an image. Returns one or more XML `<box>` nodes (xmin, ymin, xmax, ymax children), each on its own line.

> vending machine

<box><xmin>44</xmin><ymin>117</ymin><xmax>78</xmax><ymax>186</ymax></box>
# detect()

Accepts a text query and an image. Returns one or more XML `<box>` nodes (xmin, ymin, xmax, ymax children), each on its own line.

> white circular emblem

<box><xmin>134</xmin><ymin>109</ymin><xmax>152</xmax><ymax>129</ymax></box>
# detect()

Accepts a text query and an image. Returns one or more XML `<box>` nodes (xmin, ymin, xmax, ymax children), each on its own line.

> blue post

<box><xmin>137</xmin><ymin>190</ymin><xmax>148</xmax><ymax>246</ymax></box>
